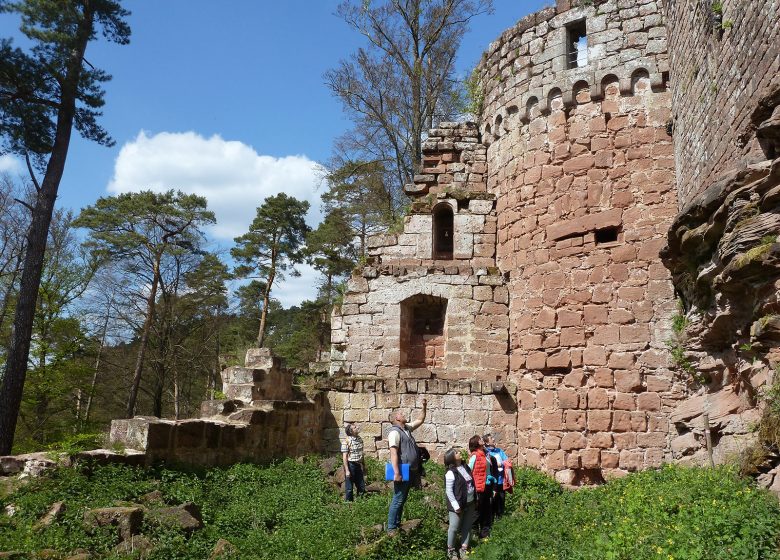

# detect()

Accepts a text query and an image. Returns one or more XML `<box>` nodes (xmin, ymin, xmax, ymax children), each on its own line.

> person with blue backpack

<box><xmin>386</xmin><ymin>398</ymin><xmax>427</xmax><ymax>534</ymax></box>
<box><xmin>484</xmin><ymin>433</ymin><xmax>509</xmax><ymax>519</ymax></box>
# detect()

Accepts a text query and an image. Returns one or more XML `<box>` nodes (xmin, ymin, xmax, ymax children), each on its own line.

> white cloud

<box><xmin>0</xmin><ymin>155</ymin><xmax>21</xmax><ymax>174</ymax></box>
<box><xmin>107</xmin><ymin>131</ymin><xmax>325</xmax><ymax>307</ymax></box>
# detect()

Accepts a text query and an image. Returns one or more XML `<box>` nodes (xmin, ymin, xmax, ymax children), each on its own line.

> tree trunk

<box><xmin>0</xmin><ymin>7</ymin><xmax>95</xmax><ymax>455</ymax></box>
<box><xmin>125</xmin><ymin>255</ymin><xmax>161</xmax><ymax>418</ymax></box>
<box><xmin>82</xmin><ymin>294</ymin><xmax>113</xmax><ymax>427</ymax></box>
<box><xmin>257</xmin><ymin>266</ymin><xmax>275</xmax><ymax>347</ymax></box>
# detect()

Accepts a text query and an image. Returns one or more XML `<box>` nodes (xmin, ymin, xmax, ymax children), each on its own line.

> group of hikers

<box><xmin>340</xmin><ymin>399</ymin><xmax>514</xmax><ymax>559</ymax></box>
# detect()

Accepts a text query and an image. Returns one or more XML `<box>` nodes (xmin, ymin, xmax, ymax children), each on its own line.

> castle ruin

<box><xmin>99</xmin><ymin>0</ymin><xmax>780</xmax><ymax>488</ymax></box>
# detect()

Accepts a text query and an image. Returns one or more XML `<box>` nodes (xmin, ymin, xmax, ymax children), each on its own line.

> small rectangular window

<box><xmin>595</xmin><ymin>226</ymin><xmax>619</xmax><ymax>244</ymax></box>
<box><xmin>567</xmin><ymin>20</ymin><xmax>588</xmax><ymax>69</ymax></box>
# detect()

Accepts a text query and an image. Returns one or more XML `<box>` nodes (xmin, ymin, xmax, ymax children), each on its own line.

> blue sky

<box><xmin>0</xmin><ymin>0</ymin><xmax>544</xmax><ymax>305</ymax></box>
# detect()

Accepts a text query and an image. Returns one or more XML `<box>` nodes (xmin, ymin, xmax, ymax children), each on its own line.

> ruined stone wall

<box><xmin>665</xmin><ymin>0</ymin><xmax>780</xmax><ymax>205</ymax></box>
<box><xmin>475</xmin><ymin>0</ymin><xmax>683</xmax><ymax>483</ymax></box>
<box><xmin>320</xmin><ymin>378</ymin><xmax>517</xmax><ymax>461</ymax></box>
<box><xmin>330</xmin><ymin>123</ymin><xmax>509</xmax><ymax>381</ymax></box>
<box><xmin>109</xmin><ymin>349</ymin><xmax>323</xmax><ymax>468</ymax></box>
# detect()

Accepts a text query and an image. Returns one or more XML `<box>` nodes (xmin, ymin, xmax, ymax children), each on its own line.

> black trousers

<box><xmin>492</xmin><ymin>485</ymin><xmax>506</xmax><ymax>518</ymax></box>
<box><xmin>477</xmin><ymin>483</ymin><xmax>494</xmax><ymax>537</ymax></box>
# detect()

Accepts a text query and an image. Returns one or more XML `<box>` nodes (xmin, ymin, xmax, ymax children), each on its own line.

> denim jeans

<box><xmin>345</xmin><ymin>461</ymin><xmax>365</xmax><ymax>501</ymax></box>
<box><xmin>387</xmin><ymin>480</ymin><xmax>411</xmax><ymax>530</ymax></box>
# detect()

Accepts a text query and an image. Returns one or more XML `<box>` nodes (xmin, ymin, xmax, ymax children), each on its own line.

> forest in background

<box><xmin>0</xmin><ymin>0</ymin><xmax>494</xmax><ymax>454</ymax></box>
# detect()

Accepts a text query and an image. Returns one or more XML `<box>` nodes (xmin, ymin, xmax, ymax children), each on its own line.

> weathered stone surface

<box><xmin>33</xmin><ymin>501</ymin><xmax>65</xmax><ymax>531</ymax></box>
<box><xmin>149</xmin><ymin>502</ymin><xmax>203</xmax><ymax>533</ymax></box>
<box><xmin>114</xmin><ymin>535</ymin><xmax>153</xmax><ymax>559</ymax></box>
<box><xmin>84</xmin><ymin>506</ymin><xmax>143</xmax><ymax>541</ymax></box>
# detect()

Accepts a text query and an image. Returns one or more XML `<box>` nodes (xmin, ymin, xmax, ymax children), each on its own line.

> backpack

<box><xmin>487</xmin><ymin>451</ymin><xmax>500</xmax><ymax>485</ymax></box>
<box><xmin>502</xmin><ymin>458</ymin><xmax>515</xmax><ymax>493</ymax></box>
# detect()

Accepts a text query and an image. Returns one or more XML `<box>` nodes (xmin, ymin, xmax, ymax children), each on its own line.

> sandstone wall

<box><xmin>329</xmin><ymin>266</ymin><xmax>509</xmax><ymax>380</ymax></box>
<box><xmin>320</xmin><ymin>378</ymin><xmax>518</xmax><ymax>462</ymax></box>
<box><xmin>475</xmin><ymin>0</ymin><xmax>684</xmax><ymax>483</ymax></box>
<box><xmin>665</xmin><ymin>0</ymin><xmax>780</xmax><ymax>205</ymax></box>
<box><xmin>108</xmin><ymin>349</ymin><xmax>323</xmax><ymax>468</ymax></box>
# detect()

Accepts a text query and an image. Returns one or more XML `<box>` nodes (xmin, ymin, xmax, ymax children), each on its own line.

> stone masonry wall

<box><xmin>476</xmin><ymin>0</ymin><xmax>683</xmax><ymax>483</ymax></box>
<box><xmin>320</xmin><ymin>378</ymin><xmax>518</xmax><ymax>462</ymax></box>
<box><xmin>665</xmin><ymin>0</ymin><xmax>780</xmax><ymax>206</ymax></box>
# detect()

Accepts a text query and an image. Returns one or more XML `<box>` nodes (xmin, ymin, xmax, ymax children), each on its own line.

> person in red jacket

<box><xmin>467</xmin><ymin>434</ymin><xmax>493</xmax><ymax>538</ymax></box>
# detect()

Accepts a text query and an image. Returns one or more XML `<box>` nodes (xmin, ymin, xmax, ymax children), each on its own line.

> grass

<box><xmin>473</xmin><ymin>465</ymin><xmax>780</xmax><ymax>560</ymax></box>
<box><xmin>0</xmin><ymin>460</ymin><xmax>778</xmax><ymax>559</ymax></box>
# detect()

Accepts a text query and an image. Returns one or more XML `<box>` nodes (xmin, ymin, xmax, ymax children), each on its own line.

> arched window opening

<box><xmin>432</xmin><ymin>204</ymin><xmax>454</xmax><ymax>259</ymax></box>
<box><xmin>400</xmin><ymin>295</ymin><xmax>447</xmax><ymax>369</ymax></box>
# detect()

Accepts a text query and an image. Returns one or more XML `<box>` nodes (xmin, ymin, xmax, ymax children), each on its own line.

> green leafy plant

<box><xmin>463</xmin><ymin>67</ymin><xmax>485</xmax><ymax>117</ymax></box>
<box><xmin>474</xmin><ymin>465</ymin><xmax>780</xmax><ymax>560</ymax></box>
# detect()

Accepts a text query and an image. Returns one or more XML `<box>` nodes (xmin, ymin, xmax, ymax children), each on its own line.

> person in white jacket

<box><xmin>443</xmin><ymin>447</ymin><xmax>476</xmax><ymax>559</ymax></box>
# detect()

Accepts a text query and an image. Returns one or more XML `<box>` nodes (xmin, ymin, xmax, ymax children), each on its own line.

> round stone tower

<box><xmin>475</xmin><ymin>0</ymin><xmax>682</xmax><ymax>482</ymax></box>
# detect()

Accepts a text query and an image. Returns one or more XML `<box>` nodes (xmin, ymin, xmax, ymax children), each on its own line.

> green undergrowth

<box><xmin>1</xmin><ymin>460</ymin><xmax>778</xmax><ymax>559</ymax></box>
<box><xmin>473</xmin><ymin>465</ymin><xmax>780</xmax><ymax>560</ymax></box>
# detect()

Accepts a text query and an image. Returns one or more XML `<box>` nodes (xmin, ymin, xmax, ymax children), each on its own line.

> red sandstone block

<box><xmin>613</xmin><ymin>392</ymin><xmax>636</xmax><ymax>411</ymax></box>
<box><xmin>563</xmin><ymin>369</ymin><xmax>586</xmax><ymax>387</ymax></box>
<box><xmin>558</xmin><ymin>388</ymin><xmax>579</xmax><ymax>409</ymax></box>
<box><xmin>543</xmin><ymin>434</ymin><xmax>562</xmax><ymax>451</ymax></box>
<box><xmin>587</xmin><ymin>388</ymin><xmax>609</xmax><ymax>409</ymax></box>
<box><xmin>608</xmin><ymin>352</ymin><xmax>635</xmax><ymax>369</ymax></box>
<box><xmin>609</xmin><ymin>308</ymin><xmax>635</xmax><ymax>324</ymax></box>
<box><xmin>612</xmin><ymin>245</ymin><xmax>637</xmax><ymax>263</ymax></box>
<box><xmin>611</xmin><ymin>411</ymin><xmax>632</xmax><ymax>432</ymax></box>
<box><xmin>561</xmin><ymin>432</ymin><xmax>586</xmax><ymax>451</ymax></box>
<box><xmin>521</xmin><ymin>334</ymin><xmax>543</xmax><ymax>350</ymax></box>
<box><xmin>588</xmin><ymin>432</ymin><xmax>613</xmax><ymax>448</ymax></box>
<box><xmin>637</xmin><ymin>432</ymin><xmax>666</xmax><ymax>448</ymax></box>
<box><xmin>560</xmin><ymin>328</ymin><xmax>585</xmax><ymax>346</ymax></box>
<box><xmin>614</xmin><ymin>432</ymin><xmax>637</xmax><ymax>450</ymax></box>
<box><xmin>593</xmin><ymin>368</ymin><xmax>614</xmax><ymax>388</ymax></box>
<box><xmin>583</xmin><ymin>305</ymin><xmax>608</xmax><ymax>324</ymax></box>
<box><xmin>646</xmin><ymin>448</ymin><xmax>664</xmax><ymax>468</ymax></box>
<box><xmin>547</xmin><ymin>449</ymin><xmax>566</xmax><ymax>470</ymax></box>
<box><xmin>609</xmin><ymin>263</ymin><xmax>630</xmax><ymax>282</ymax></box>
<box><xmin>607</xmin><ymin>116</ymin><xmax>629</xmax><ymax>131</ymax></box>
<box><xmin>612</xmin><ymin>190</ymin><xmax>633</xmax><ymax>208</ymax></box>
<box><xmin>581</xmin><ymin>448</ymin><xmax>601</xmax><ymax>469</ymax></box>
<box><xmin>619</xmin><ymin>450</ymin><xmax>644</xmax><ymax>471</ymax></box>
<box><xmin>537</xmin><ymin>390</ymin><xmax>555</xmax><ymax>409</ymax></box>
<box><xmin>518</xmin><ymin>390</ymin><xmax>535</xmax><ymax>410</ymax></box>
<box><xmin>620</xmin><ymin>324</ymin><xmax>651</xmax><ymax>344</ymax></box>
<box><xmin>541</xmin><ymin>411</ymin><xmax>564</xmax><ymax>431</ymax></box>
<box><xmin>535</xmin><ymin>308</ymin><xmax>556</xmax><ymax>328</ymax></box>
<box><xmin>601</xmin><ymin>451</ymin><xmax>620</xmax><ymax>468</ymax></box>
<box><xmin>547</xmin><ymin>350</ymin><xmax>571</xmax><ymax>368</ymax></box>
<box><xmin>571</xmin><ymin>349</ymin><xmax>583</xmax><ymax>368</ymax></box>
<box><xmin>637</xmin><ymin>392</ymin><xmax>661</xmax><ymax>411</ymax></box>
<box><xmin>565</xmin><ymin>410</ymin><xmax>586</xmax><ymax>430</ymax></box>
<box><xmin>583</xmin><ymin>346</ymin><xmax>608</xmax><ymax>366</ymax></box>
<box><xmin>565</xmin><ymin>451</ymin><xmax>582</xmax><ymax>469</ymax></box>
<box><xmin>629</xmin><ymin>411</ymin><xmax>647</xmax><ymax>432</ymax></box>
<box><xmin>592</xmin><ymin>325</ymin><xmax>620</xmax><ymax>345</ymax></box>
<box><xmin>617</xmin><ymin>286</ymin><xmax>644</xmax><ymax>301</ymax></box>
<box><xmin>645</xmin><ymin>375</ymin><xmax>671</xmax><ymax>392</ymax></box>
<box><xmin>526</xmin><ymin>351</ymin><xmax>547</xmax><ymax>370</ymax></box>
<box><xmin>557</xmin><ymin>309</ymin><xmax>582</xmax><ymax>327</ymax></box>
<box><xmin>614</xmin><ymin>371</ymin><xmax>643</xmax><ymax>392</ymax></box>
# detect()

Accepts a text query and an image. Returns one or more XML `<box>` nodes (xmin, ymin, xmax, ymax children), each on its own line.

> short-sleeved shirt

<box><xmin>341</xmin><ymin>435</ymin><xmax>364</xmax><ymax>462</ymax></box>
<box><xmin>387</xmin><ymin>420</ymin><xmax>421</xmax><ymax>448</ymax></box>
